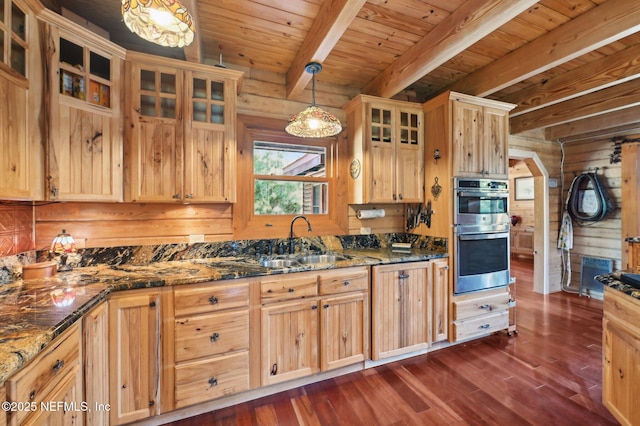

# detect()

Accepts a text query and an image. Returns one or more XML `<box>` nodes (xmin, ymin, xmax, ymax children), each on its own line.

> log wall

<box><xmin>560</xmin><ymin>138</ymin><xmax>622</xmax><ymax>289</ymax></box>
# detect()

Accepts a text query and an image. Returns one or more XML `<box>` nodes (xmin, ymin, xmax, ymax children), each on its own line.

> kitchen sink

<box><xmin>259</xmin><ymin>258</ymin><xmax>300</xmax><ymax>268</ymax></box>
<box><xmin>297</xmin><ymin>254</ymin><xmax>347</xmax><ymax>264</ymax></box>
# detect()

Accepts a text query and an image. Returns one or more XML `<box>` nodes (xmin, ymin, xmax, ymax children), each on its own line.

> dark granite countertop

<box><xmin>595</xmin><ymin>270</ymin><xmax>640</xmax><ymax>299</ymax></box>
<box><xmin>0</xmin><ymin>246</ymin><xmax>446</xmax><ymax>385</ymax></box>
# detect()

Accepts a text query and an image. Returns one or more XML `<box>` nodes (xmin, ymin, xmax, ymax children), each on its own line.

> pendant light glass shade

<box><xmin>121</xmin><ymin>0</ymin><xmax>195</xmax><ymax>48</ymax></box>
<box><xmin>286</xmin><ymin>62</ymin><xmax>342</xmax><ymax>138</ymax></box>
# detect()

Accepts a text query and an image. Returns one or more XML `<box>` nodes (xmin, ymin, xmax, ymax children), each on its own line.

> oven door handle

<box><xmin>458</xmin><ymin>232</ymin><xmax>510</xmax><ymax>241</ymax></box>
<box><xmin>456</xmin><ymin>191</ymin><xmax>509</xmax><ymax>198</ymax></box>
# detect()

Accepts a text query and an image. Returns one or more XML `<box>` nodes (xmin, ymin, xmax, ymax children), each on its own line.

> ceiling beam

<box><xmin>545</xmin><ymin>105</ymin><xmax>640</xmax><ymax>141</ymax></box>
<box><xmin>504</xmin><ymin>43</ymin><xmax>640</xmax><ymax>117</ymax></box>
<box><xmin>286</xmin><ymin>0</ymin><xmax>366</xmax><ymax>100</ymax></box>
<box><xmin>182</xmin><ymin>0</ymin><xmax>202</xmax><ymax>63</ymax></box>
<box><xmin>361</xmin><ymin>0</ymin><xmax>538</xmax><ymax>99</ymax></box>
<box><xmin>510</xmin><ymin>79</ymin><xmax>640</xmax><ymax>134</ymax></box>
<box><xmin>449</xmin><ymin>0</ymin><xmax>640</xmax><ymax>97</ymax></box>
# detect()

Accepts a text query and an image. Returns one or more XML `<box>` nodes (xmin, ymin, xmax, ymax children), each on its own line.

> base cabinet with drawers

<box><xmin>451</xmin><ymin>286</ymin><xmax>513</xmax><ymax>342</ymax></box>
<box><xmin>5</xmin><ymin>323</ymin><xmax>83</xmax><ymax>426</ymax></box>
<box><xmin>173</xmin><ymin>280</ymin><xmax>251</xmax><ymax>409</ymax></box>
<box><xmin>260</xmin><ymin>267</ymin><xmax>369</xmax><ymax>386</ymax></box>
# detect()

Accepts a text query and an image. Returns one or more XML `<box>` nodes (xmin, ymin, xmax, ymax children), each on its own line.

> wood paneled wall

<box><xmin>560</xmin><ymin>138</ymin><xmax>622</xmax><ymax>285</ymax></box>
<box><xmin>34</xmin><ymin>203</ymin><xmax>233</xmax><ymax>250</ymax></box>
<box><xmin>348</xmin><ymin>204</ymin><xmax>406</xmax><ymax>235</ymax></box>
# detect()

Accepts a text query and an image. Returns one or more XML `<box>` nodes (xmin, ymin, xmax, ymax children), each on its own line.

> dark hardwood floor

<box><xmin>167</xmin><ymin>257</ymin><xmax>618</xmax><ymax>425</ymax></box>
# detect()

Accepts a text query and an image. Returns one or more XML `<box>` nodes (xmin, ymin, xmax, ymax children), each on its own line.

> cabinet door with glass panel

<box><xmin>42</xmin><ymin>10</ymin><xmax>125</xmax><ymax>201</ymax></box>
<box><xmin>183</xmin><ymin>69</ymin><xmax>237</xmax><ymax>202</ymax></box>
<box><xmin>125</xmin><ymin>58</ymin><xmax>183</xmax><ymax>203</ymax></box>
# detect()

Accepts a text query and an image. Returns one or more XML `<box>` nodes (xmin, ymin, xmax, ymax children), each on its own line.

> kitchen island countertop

<box><xmin>0</xmin><ymin>248</ymin><xmax>446</xmax><ymax>385</ymax></box>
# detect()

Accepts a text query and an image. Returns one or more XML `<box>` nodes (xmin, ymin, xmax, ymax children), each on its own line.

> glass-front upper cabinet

<box><xmin>0</xmin><ymin>0</ymin><xmax>28</xmax><ymax>76</ymax></box>
<box><xmin>59</xmin><ymin>37</ymin><xmax>112</xmax><ymax>107</ymax></box>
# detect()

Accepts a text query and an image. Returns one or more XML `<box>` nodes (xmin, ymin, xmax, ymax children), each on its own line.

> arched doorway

<box><xmin>509</xmin><ymin>148</ymin><xmax>550</xmax><ymax>294</ymax></box>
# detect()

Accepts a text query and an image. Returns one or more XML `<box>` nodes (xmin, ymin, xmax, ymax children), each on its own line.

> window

<box><xmin>253</xmin><ymin>141</ymin><xmax>328</xmax><ymax>215</ymax></box>
<box><xmin>235</xmin><ymin>116</ymin><xmax>347</xmax><ymax>239</ymax></box>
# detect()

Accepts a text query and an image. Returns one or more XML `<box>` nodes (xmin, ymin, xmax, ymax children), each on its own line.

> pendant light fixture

<box><xmin>121</xmin><ymin>0</ymin><xmax>195</xmax><ymax>48</ymax></box>
<box><xmin>285</xmin><ymin>62</ymin><xmax>342</xmax><ymax>138</ymax></box>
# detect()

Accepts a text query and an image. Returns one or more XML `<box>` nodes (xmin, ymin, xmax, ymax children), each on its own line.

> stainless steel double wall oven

<box><xmin>453</xmin><ymin>178</ymin><xmax>511</xmax><ymax>294</ymax></box>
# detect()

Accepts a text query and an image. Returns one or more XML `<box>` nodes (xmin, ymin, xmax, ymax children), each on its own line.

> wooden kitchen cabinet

<box><xmin>0</xmin><ymin>0</ymin><xmax>42</xmax><ymax>200</ymax></box>
<box><xmin>451</xmin><ymin>286</ymin><xmax>512</xmax><ymax>342</ymax></box>
<box><xmin>125</xmin><ymin>52</ymin><xmax>242</xmax><ymax>203</ymax></box>
<box><xmin>431</xmin><ymin>258</ymin><xmax>449</xmax><ymax>344</ymax></box>
<box><xmin>41</xmin><ymin>10</ymin><xmax>125</xmax><ymax>202</ymax></box>
<box><xmin>108</xmin><ymin>289</ymin><xmax>162</xmax><ymax>425</ymax></box>
<box><xmin>423</xmin><ymin>91</ymin><xmax>515</xmax><ymax>180</ymax></box>
<box><xmin>372</xmin><ymin>261</ymin><xmax>431</xmax><ymax>360</ymax></box>
<box><xmin>345</xmin><ymin>94</ymin><xmax>424</xmax><ymax>204</ymax></box>
<box><xmin>603</xmin><ymin>286</ymin><xmax>640</xmax><ymax>426</ymax></box>
<box><xmin>173</xmin><ymin>280</ymin><xmax>250</xmax><ymax>409</ymax></box>
<box><xmin>261</xmin><ymin>298</ymin><xmax>319</xmax><ymax>386</ymax></box>
<box><xmin>319</xmin><ymin>267</ymin><xmax>369</xmax><ymax>371</ymax></box>
<box><xmin>5</xmin><ymin>323</ymin><xmax>83</xmax><ymax>426</ymax></box>
<box><xmin>260</xmin><ymin>266</ymin><xmax>369</xmax><ymax>385</ymax></box>
<box><xmin>511</xmin><ymin>227</ymin><xmax>534</xmax><ymax>257</ymax></box>
<box><xmin>83</xmin><ymin>302</ymin><xmax>109</xmax><ymax>426</ymax></box>
<box><xmin>0</xmin><ymin>385</ymin><xmax>5</xmax><ymax>426</ymax></box>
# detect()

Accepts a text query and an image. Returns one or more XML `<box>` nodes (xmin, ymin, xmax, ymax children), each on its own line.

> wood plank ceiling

<box><xmin>52</xmin><ymin>0</ymin><xmax>640</xmax><ymax>142</ymax></box>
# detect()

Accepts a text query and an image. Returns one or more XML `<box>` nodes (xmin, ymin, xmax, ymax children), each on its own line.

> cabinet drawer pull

<box><xmin>208</xmin><ymin>377</ymin><xmax>218</xmax><ymax>387</ymax></box>
<box><xmin>172</xmin><ymin>193</ymin><xmax>181</xmax><ymax>199</ymax></box>
<box><xmin>323</xmin><ymin>304</ymin><xmax>329</xmax><ymax>309</ymax></box>
<box><xmin>29</xmin><ymin>390</ymin><xmax>36</xmax><ymax>400</ymax></box>
<box><xmin>270</xmin><ymin>363</ymin><xmax>278</xmax><ymax>376</ymax></box>
<box><xmin>52</xmin><ymin>359</ymin><xmax>65</xmax><ymax>374</ymax></box>
<box><xmin>311</xmin><ymin>305</ymin><xmax>318</xmax><ymax>310</ymax></box>
<box><xmin>209</xmin><ymin>295</ymin><xmax>218</xmax><ymax>305</ymax></box>
<box><xmin>343</xmin><ymin>280</ymin><xmax>350</xmax><ymax>286</ymax></box>
<box><xmin>288</xmin><ymin>288</ymin><xmax>295</xmax><ymax>293</ymax></box>
<box><xmin>398</xmin><ymin>193</ymin><xmax>403</xmax><ymax>200</ymax></box>
<box><xmin>185</xmin><ymin>193</ymin><xmax>193</xmax><ymax>199</ymax></box>
<box><xmin>479</xmin><ymin>324</ymin><xmax>491</xmax><ymax>329</ymax></box>
<box><xmin>479</xmin><ymin>304</ymin><xmax>492</xmax><ymax>311</ymax></box>
<box><xmin>149</xmin><ymin>301</ymin><xmax>156</xmax><ymax>308</ymax></box>
<box><xmin>210</xmin><ymin>332</ymin><xmax>220</xmax><ymax>342</ymax></box>
<box><xmin>399</xmin><ymin>273</ymin><xmax>410</xmax><ymax>279</ymax></box>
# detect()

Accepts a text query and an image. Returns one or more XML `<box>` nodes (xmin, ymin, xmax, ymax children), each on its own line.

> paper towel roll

<box><xmin>357</xmin><ymin>209</ymin><xmax>385</xmax><ymax>219</ymax></box>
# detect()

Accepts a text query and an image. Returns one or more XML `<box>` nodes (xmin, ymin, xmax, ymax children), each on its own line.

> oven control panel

<box><xmin>455</xmin><ymin>178</ymin><xmax>508</xmax><ymax>191</ymax></box>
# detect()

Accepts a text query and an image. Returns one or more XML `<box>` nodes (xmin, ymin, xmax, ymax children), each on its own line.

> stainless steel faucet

<box><xmin>289</xmin><ymin>215</ymin><xmax>312</xmax><ymax>254</ymax></box>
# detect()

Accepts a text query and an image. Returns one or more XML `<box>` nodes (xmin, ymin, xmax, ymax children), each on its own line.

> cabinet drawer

<box><xmin>6</xmin><ymin>323</ymin><xmax>81</xmax><ymax>425</ymax></box>
<box><xmin>174</xmin><ymin>281</ymin><xmax>249</xmax><ymax>316</ymax></box>
<box><xmin>261</xmin><ymin>274</ymin><xmax>317</xmax><ymax>303</ymax></box>
<box><xmin>319</xmin><ymin>267</ymin><xmax>368</xmax><ymax>295</ymax></box>
<box><xmin>453</xmin><ymin>310</ymin><xmax>509</xmax><ymax>341</ymax></box>
<box><xmin>453</xmin><ymin>289</ymin><xmax>512</xmax><ymax>321</ymax></box>
<box><xmin>175</xmin><ymin>310</ymin><xmax>249</xmax><ymax>362</ymax></box>
<box><xmin>175</xmin><ymin>351</ymin><xmax>249</xmax><ymax>408</ymax></box>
